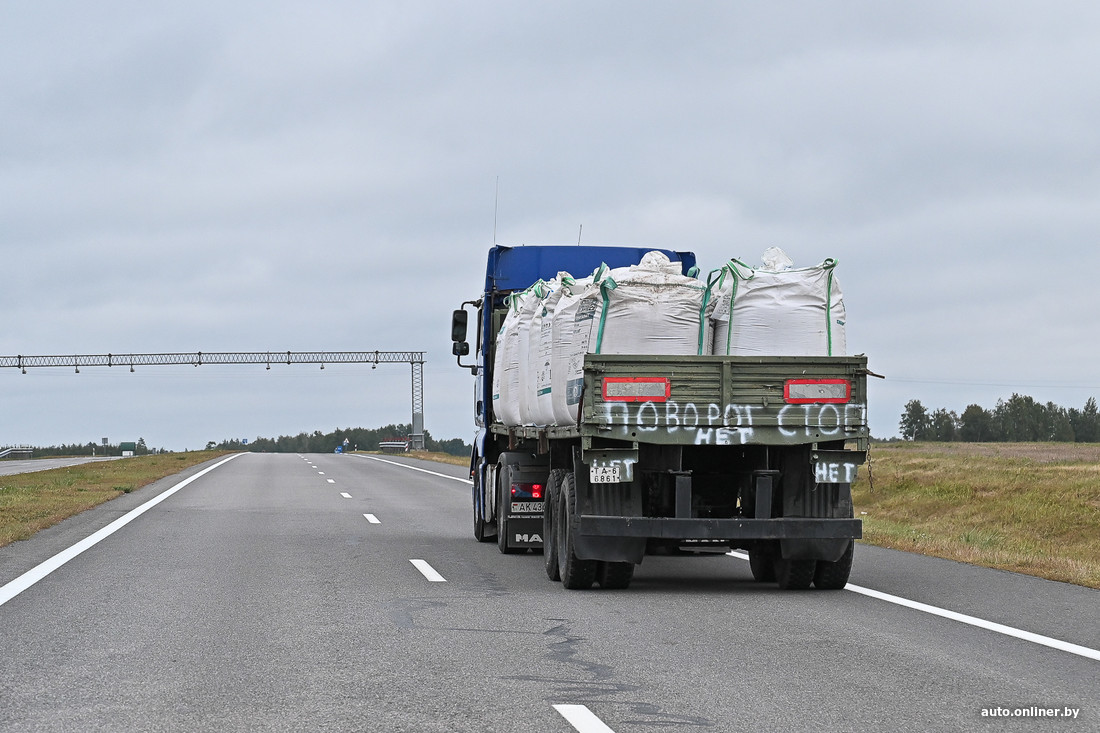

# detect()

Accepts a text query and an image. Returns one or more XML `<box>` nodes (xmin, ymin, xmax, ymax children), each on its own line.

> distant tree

<box><xmin>899</xmin><ymin>400</ymin><xmax>931</xmax><ymax>441</ymax></box>
<box><xmin>959</xmin><ymin>404</ymin><xmax>996</xmax><ymax>442</ymax></box>
<box><xmin>994</xmin><ymin>394</ymin><xmax>1043</xmax><ymax>442</ymax></box>
<box><xmin>1069</xmin><ymin>397</ymin><xmax>1099</xmax><ymax>443</ymax></box>
<box><xmin>929</xmin><ymin>408</ymin><xmax>959</xmax><ymax>441</ymax></box>
<box><xmin>1043</xmin><ymin>401</ymin><xmax>1075</xmax><ymax>442</ymax></box>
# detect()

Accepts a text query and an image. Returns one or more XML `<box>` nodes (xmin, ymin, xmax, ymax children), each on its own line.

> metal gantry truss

<box><xmin>1</xmin><ymin>351</ymin><xmax>427</xmax><ymax>450</ymax></box>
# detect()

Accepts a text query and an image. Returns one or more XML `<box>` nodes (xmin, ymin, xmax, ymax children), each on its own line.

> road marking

<box><xmin>410</xmin><ymin>559</ymin><xmax>446</xmax><ymax>582</ymax></box>
<box><xmin>553</xmin><ymin>704</ymin><xmax>616</xmax><ymax>732</ymax></box>
<box><xmin>727</xmin><ymin>551</ymin><xmax>1100</xmax><ymax>662</ymax></box>
<box><xmin>350</xmin><ymin>454</ymin><xmax>472</xmax><ymax>484</ymax></box>
<box><xmin>327</xmin><ymin>479</ymin><xmax>336</xmax><ymax>484</ymax></box>
<box><xmin>0</xmin><ymin>454</ymin><xmax>244</xmax><ymax>608</ymax></box>
<box><xmin>318</xmin><ymin>471</ymin><xmax>325</xmax><ymax>475</ymax></box>
<box><xmin>364</xmin><ymin>514</ymin><xmax>380</xmax><ymax>524</ymax></box>
<box><xmin>340</xmin><ymin>492</ymin><xmax>352</xmax><ymax>499</ymax></box>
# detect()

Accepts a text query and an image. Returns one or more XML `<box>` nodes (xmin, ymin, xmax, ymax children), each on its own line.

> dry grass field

<box><xmin>853</xmin><ymin>442</ymin><xmax>1100</xmax><ymax>589</ymax></box>
<box><xmin>0</xmin><ymin>452</ymin><xmax>231</xmax><ymax>548</ymax></box>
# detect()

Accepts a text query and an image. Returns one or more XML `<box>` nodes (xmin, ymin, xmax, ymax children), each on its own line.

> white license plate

<box><xmin>510</xmin><ymin>501</ymin><xmax>542</xmax><ymax>513</ymax></box>
<box><xmin>590</xmin><ymin>465</ymin><xmax>622</xmax><ymax>484</ymax></box>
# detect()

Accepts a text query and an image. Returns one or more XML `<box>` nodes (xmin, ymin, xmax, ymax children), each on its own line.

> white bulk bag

<box><xmin>595</xmin><ymin>251</ymin><xmax>707</xmax><ymax>356</ymax></box>
<box><xmin>491</xmin><ymin>281</ymin><xmax>548</xmax><ymax>426</ymax></box>
<box><xmin>709</xmin><ymin>247</ymin><xmax>846</xmax><ymax>356</ymax></box>
<box><xmin>530</xmin><ymin>273</ymin><xmax>575</xmax><ymax>426</ymax></box>
<box><xmin>549</xmin><ymin>270</ymin><xmax>605</xmax><ymax>426</ymax></box>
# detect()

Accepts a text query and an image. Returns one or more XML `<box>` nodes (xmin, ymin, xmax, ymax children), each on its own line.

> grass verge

<box><xmin>854</xmin><ymin>442</ymin><xmax>1100</xmax><ymax>589</ymax></box>
<box><xmin>0</xmin><ymin>452</ymin><xmax>232</xmax><ymax>548</ymax></box>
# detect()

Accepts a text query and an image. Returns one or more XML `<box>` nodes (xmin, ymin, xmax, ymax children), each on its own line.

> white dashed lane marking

<box><xmin>554</xmin><ymin>704</ymin><xmax>616</xmax><ymax>732</ymax></box>
<box><xmin>410</xmin><ymin>559</ymin><xmax>446</xmax><ymax>582</ymax></box>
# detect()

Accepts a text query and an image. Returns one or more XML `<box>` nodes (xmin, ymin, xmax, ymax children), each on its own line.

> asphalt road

<box><xmin>0</xmin><ymin>456</ymin><xmax>122</xmax><ymax>476</ymax></box>
<box><xmin>0</xmin><ymin>453</ymin><xmax>1096</xmax><ymax>732</ymax></box>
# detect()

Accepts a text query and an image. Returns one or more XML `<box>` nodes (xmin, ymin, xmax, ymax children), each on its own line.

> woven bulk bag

<box><xmin>709</xmin><ymin>247</ymin><xmax>846</xmax><ymax>356</ymax></box>
<box><xmin>594</xmin><ymin>251</ymin><xmax>707</xmax><ymax>357</ymax></box>
<box><xmin>530</xmin><ymin>273</ymin><xmax>574</xmax><ymax>426</ymax></box>
<box><xmin>491</xmin><ymin>281</ymin><xmax>547</xmax><ymax>426</ymax></box>
<box><xmin>549</xmin><ymin>269</ymin><xmax>606</xmax><ymax>426</ymax></box>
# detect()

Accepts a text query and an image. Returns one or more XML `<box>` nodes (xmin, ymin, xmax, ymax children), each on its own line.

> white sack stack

<box><xmin>709</xmin><ymin>247</ymin><xmax>846</xmax><ymax>356</ymax></box>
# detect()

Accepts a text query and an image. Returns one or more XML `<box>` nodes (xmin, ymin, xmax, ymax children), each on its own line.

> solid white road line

<box><xmin>364</xmin><ymin>514</ymin><xmax>381</xmax><ymax>524</ymax></box>
<box><xmin>0</xmin><ymin>453</ymin><xmax>244</xmax><ymax>608</ymax></box>
<box><xmin>340</xmin><ymin>492</ymin><xmax>352</xmax><ymax>499</ymax></box>
<box><xmin>410</xmin><ymin>559</ymin><xmax>446</xmax><ymax>582</ymax></box>
<box><xmin>553</xmin><ymin>704</ymin><xmax>616</xmax><ymax>733</ymax></box>
<box><xmin>351</xmin><ymin>454</ymin><xmax>472</xmax><ymax>484</ymax></box>
<box><xmin>727</xmin><ymin>551</ymin><xmax>1100</xmax><ymax>662</ymax></box>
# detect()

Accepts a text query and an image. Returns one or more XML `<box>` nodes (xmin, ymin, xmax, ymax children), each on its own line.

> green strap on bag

<box><xmin>822</xmin><ymin>258</ymin><xmax>837</xmax><ymax>356</ymax></box>
<box><xmin>594</xmin><ymin>276</ymin><xmax>617</xmax><ymax>354</ymax></box>
<box><xmin>714</xmin><ymin>259</ymin><xmax>754</xmax><ymax>355</ymax></box>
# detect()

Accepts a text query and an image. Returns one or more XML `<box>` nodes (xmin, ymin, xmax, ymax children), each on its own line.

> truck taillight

<box><xmin>602</xmin><ymin>377</ymin><xmax>671</xmax><ymax>403</ymax></box>
<box><xmin>784</xmin><ymin>379</ymin><xmax>851</xmax><ymax>404</ymax></box>
<box><xmin>511</xmin><ymin>482</ymin><xmax>543</xmax><ymax>500</ymax></box>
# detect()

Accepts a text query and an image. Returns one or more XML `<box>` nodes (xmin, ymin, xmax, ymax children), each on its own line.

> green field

<box><xmin>2</xmin><ymin>445</ymin><xmax>1097</xmax><ymax>589</ymax></box>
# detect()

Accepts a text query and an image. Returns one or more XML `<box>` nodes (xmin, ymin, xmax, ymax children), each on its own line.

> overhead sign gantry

<box><xmin>0</xmin><ymin>350</ymin><xmax>427</xmax><ymax>450</ymax></box>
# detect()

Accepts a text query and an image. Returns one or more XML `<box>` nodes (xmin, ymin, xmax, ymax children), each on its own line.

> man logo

<box><xmin>515</xmin><ymin>534</ymin><xmax>543</xmax><ymax>543</ymax></box>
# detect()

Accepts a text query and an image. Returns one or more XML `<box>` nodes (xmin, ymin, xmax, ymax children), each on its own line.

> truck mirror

<box><xmin>451</xmin><ymin>309</ymin><xmax>468</xmax><ymax>342</ymax></box>
<box><xmin>452</xmin><ymin>342</ymin><xmax>469</xmax><ymax>357</ymax></box>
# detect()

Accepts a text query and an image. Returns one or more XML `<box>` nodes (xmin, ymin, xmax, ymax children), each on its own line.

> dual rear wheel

<box><xmin>546</xmin><ymin>471</ymin><xmax>634</xmax><ymax>590</ymax></box>
<box><xmin>748</xmin><ymin>541</ymin><xmax>854</xmax><ymax>590</ymax></box>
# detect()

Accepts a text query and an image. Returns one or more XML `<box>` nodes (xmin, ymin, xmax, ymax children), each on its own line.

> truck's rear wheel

<box><xmin>748</xmin><ymin>548</ymin><xmax>776</xmax><ymax>582</ymax></box>
<box><xmin>474</xmin><ymin>512</ymin><xmax>493</xmax><ymax>542</ymax></box>
<box><xmin>544</xmin><ymin>469</ymin><xmax>566</xmax><ymax>581</ymax></box>
<box><xmin>774</xmin><ymin>558</ymin><xmax>816</xmax><ymax>590</ymax></box>
<box><xmin>557</xmin><ymin>472</ymin><xmax>596</xmax><ymax>590</ymax></box>
<box><xmin>813</xmin><ymin>541</ymin><xmax>854</xmax><ymax>589</ymax></box>
<box><xmin>496</xmin><ymin>462</ymin><xmax>521</xmax><ymax>554</ymax></box>
<box><xmin>597</xmin><ymin>561</ymin><xmax>634</xmax><ymax>589</ymax></box>
<box><xmin>473</xmin><ymin>463</ymin><xmax>495</xmax><ymax>542</ymax></box>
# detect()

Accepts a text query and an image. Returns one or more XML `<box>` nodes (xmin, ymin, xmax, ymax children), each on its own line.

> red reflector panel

<box><xmin>784</xmin><ymin>379</ymin><xmax>851</xmax><ymax>404</ymax></box>
<box><xmin>602</xmin><ymin>377</ymin><xmax>671</xmax><ymax>403</ymax></box>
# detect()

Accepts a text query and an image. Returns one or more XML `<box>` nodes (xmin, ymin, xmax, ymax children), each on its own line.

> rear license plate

<box><xmin>590</xmin><ymin>465</ymin><xmax>622</xmax><ymax>484</ymax></box>
<box><xmin>510</xmin><ymin>501</ymin><xmax>542</xmax><ymax>513</ymax></box>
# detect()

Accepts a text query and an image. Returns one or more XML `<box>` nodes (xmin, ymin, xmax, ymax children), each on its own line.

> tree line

<box><xmin>207</xmin><ymin>424</ymin><xmax>471</xmax><ymax>457</ymax></box>
<box><xmin>12</xmin><ymin>438</ymin><xmax>162</xmax><ymax>458</ymax></box>
<box><xmin>898</xmin><ymin>394</ymin><xmax>1099</xmax><ymax>442</ymax></box>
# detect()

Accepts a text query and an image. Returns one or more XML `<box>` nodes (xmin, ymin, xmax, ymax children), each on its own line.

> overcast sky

<box><xmin>2</xmin><ymin>2</ymin><xmax>1099</xmax><ymax>451</ymax></box>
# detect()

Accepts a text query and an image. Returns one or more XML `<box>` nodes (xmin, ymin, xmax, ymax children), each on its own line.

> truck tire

<box><xmin>473</xmin><ymin>463</ymin><xmax>495</xmax><ymax>542</ymax></box>
<box><xmin>597</xmin><ymin>561</ymin><xmax>634</xmax><ymax>590</ymax></box>
<box><xmin>813</xmin><ymin>540</ymin><xmax>854</xmax><ymax>590</ymax></box>
<box><xmin>557</xmin><ymin>472</ymin><xmax>596</xmax><ymax>590</ymax></box>
<box><xmin>544</xmin><ymin>469</ymin><xmax>566</xmax><ymax>581</ymax></box>
<box><xmin>774</xmin><ymin>558</ymin><xmax>816</xmax><ymax>590</ymax></box>
<box><xmin>496</xmin><ymin>462</ymin><xmax>521</xmax><ymax>554</ymax></box>
<box><xmin>748</xmin><ymin>548</ymin><xmax>776</xmax><ymax>582</ymax></box>
<box><xmin>474</xmin><ymin>512</ymin><xmax>493</xmax><ymax>542</ymax></box>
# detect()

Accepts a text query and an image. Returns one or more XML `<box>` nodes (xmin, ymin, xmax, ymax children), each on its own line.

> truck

<box><xmin>451</xmin><ymin>244</ymin><xmax>869</xmax><ymax>590</ymax></box>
